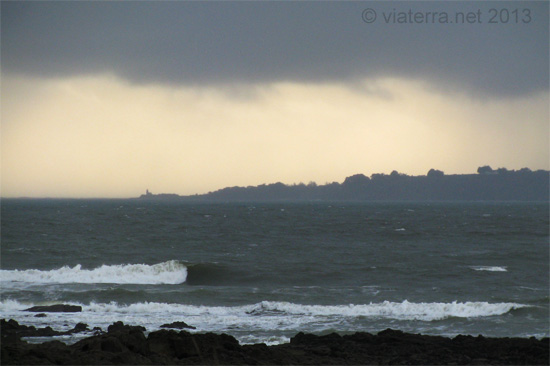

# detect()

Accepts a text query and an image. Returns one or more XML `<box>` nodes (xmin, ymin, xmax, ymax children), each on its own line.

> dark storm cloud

<box><xmin>1</xmin><ymin>1</ymin><xmax>548</xmax><ymax>97</ymax></box>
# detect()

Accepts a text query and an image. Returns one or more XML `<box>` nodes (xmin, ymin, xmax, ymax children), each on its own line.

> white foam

<box><xmin>0</xmin><ymin>298</ymin><xmax>27</xmax><ymax>311</ymax></box>
<box><xmin>0</xmin><ymin>299</ymin><xmax>529</xmax><ymax>345</ymax></box>
<box><xmin>0</xmin><ymin>260</ymin><xmax>187</xmax><ymax>285</ymax></box>
<box><xmin>470</xmin><ymin>266</ymin><xmax>507</xmax><ymax>272</ymax></box>
<box><xmin>243</xmin><ymin>300</ymin><xmax>525</xmax><ymax>321</ymax></box>
<box><xmin>1</xmin><ymin>299</ymin><xmax>525</xmax><ymax>322</ymax></box>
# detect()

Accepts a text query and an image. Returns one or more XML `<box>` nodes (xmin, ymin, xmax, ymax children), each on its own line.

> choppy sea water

<box><xmin>1</xmin><ymin>200</ymin><xmax>548</xmax><ymax>345</ymax></box>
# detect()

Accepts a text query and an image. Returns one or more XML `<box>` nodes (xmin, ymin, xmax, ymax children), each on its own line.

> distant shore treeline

<box><xmin>140</xmin><ymin>166</ymin><xmax>549</xmax><ymax>202</ymax></box>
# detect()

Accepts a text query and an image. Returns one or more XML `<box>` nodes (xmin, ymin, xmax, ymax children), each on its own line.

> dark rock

<box><xmin>24</xmin><ymin>304</ymin><xmax>82</xmax><ymax>313</ymax></box>
<box><xmin>107</xmin><ymin>321</ymin><xmax>146</xmax><ymax>333</ymax></box>
<box><xmin>100</xmin><ymin>337</ymin><xmax>125</xmax><ymax>353</ymax></box>
<box><xmin>69</xmin><ymin>323</ymin><xmax>90</xmax><ymax>334</ymax></box>
<box><xmin>159</xmin><ymin>321</ymin><xmax>196</xmax><ymax>330</ymax></box>
<box><xmin>1</xmin><ymin>319</ymin><xmax>40</xmax><ymax>338</ymax></box>
<box><xmin>33</xmin><ymin>326</ymin><xmax>59</xmax><ymax>337</ymax></box>
<box><xmin>71</xmin><ymin>323</ymin><xmax>150</xmax><ymax>364</ymax></box>
<box><xmin>92</xmin><ymin>327</ymin><xmax>104</xmax><ymax>336</ymax></box>
<box><xmin>1</xmin><ymin>319</ymin><xmax>91</xmax><ymax>340</ymax></box>
<box><xmin>34</xmin><ymin>313</ymin><xmax>47</xmax><ymax>318</ymax></box>
<box><xmin>1</xmin><ymin>320</ymin><xmax>549</xmax><ymax>365</ymax></box>
<box><xmin>1</xmin><ymin>319</ymin><xmax>27</xmax><ymax>332</ymax></box>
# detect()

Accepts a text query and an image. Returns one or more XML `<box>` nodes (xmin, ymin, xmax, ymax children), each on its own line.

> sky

<box><xmin>1</xmin><ymin>1</ymin><xmax>548</xmax><ymax>198</ymax></box>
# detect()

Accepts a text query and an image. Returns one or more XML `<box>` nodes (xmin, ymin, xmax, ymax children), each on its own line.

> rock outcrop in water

<box><xmin>2</xmin><ymin>320</ymin><xmax>548</xmax><ymax>365</ymax></box>
<box><xmin>24</xmin><ymin>304</ymin><xmax>82</xmax><ymax>313</ymax></box>
<box><xmin>160</xmin><ymin>321</ymin><xmax>197</xmax><ymax>330</ymax></box>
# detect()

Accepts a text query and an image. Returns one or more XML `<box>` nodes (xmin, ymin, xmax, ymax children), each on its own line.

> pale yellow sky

<box><xmin>1</xmin><ymin>73</ymin><xmax>548</xmax><ymax>198</ymax></box>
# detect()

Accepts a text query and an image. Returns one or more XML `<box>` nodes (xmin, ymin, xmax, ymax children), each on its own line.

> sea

<box><xmin>1</xmin><ymin>199</ymin><xmax>548</xmax><ymax>346</ymax></box>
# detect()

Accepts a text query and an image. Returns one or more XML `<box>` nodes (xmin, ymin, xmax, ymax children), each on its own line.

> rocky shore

<box><xmin>2</xmin><ymin>319</ymin><xmax>548</xmax><ymax>365</ymax></box>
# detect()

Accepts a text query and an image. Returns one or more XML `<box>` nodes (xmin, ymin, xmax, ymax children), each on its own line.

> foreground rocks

<box><xmin>2</xmin><ymin>319</ymin><xmax>548</xmax><ymax>365</ymax></box>
<box><xmin>1</xmin><ymin>319</ymin><xmax>94</xmax><ymax>339</ymax></box>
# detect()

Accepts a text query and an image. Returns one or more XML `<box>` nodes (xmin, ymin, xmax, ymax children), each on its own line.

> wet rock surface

<box><xmin>24</xmin><ymin>304</ymin><xmax>83</xmax><ymax>313</ymax></box>
<box><xmin>1</xmin><ymin>319</ymin><xmax>92</xmax><ymax>338</ymax></box>
<box><xmin>160</xmin><ymin>321</ymin><xmax>197</xmax><ymax>330</ymax></box>
<box><xmin>107</xmin><ymin>321</ymin><xmax>146</xmax><ymax>334</ymax></box>
<box><xmin>2</xmin><ymin>319</ymin><xmax>548</xmax><ymax>365</ymax></box>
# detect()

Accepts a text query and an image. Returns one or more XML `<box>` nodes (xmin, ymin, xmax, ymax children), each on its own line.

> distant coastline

<box><xmin>140</xmin><ymin>166</ymin><xmax>549</xmax><ymax>202</ymax></box>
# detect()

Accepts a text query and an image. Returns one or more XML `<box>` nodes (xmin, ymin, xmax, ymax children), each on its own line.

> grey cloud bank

<box><xmin>2</xmin><ymin>1</ymin><xmax>548</xmax><ymax>97</ymax></box>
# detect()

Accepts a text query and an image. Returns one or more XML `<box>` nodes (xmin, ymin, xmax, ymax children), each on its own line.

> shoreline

<box><xmin>2</xmin><ymin>319</ymin><xmax>548</xmax><ymax>365</ymax></box>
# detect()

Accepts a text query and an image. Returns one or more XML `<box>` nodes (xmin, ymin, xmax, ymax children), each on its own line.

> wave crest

<box><xmin>246</xmin><ymin>300</ymin><xmax>524</xmax><ymax>321</ymax></box>
<box><xmin>0</xmin><ymin>260</ymin><xmax>187</xmax><ymax>285</ymax></box>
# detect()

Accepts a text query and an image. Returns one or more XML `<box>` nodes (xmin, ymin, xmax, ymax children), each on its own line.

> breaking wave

<box><xmin>242</xmin><ymin>300</ymin><xmax>526</xmax><ymax>321</ymax></box>
<box><xmin>0</xmin><ymin>299</ymin><xmax>530</xmax><ymax>345</ymax></box>
<box><xmin>0</xmin><ymin>299</ymin><xmax>526</xmax><ymax>322</ymax></box>
<box><xmin>0</xmin><ymin>260</ymin><xmax>187</xmax><ymax>285</ymax></box>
